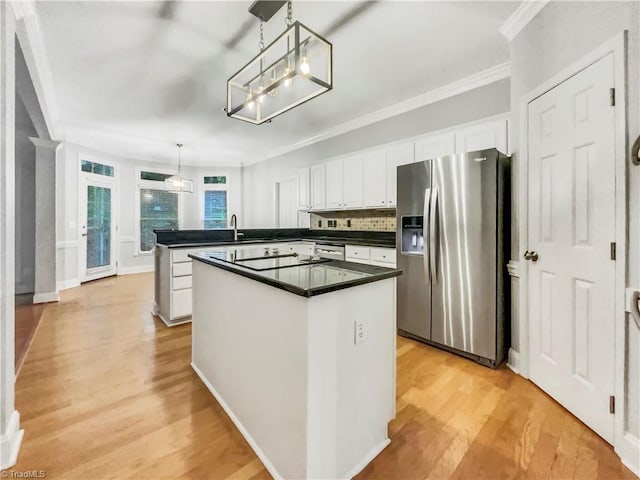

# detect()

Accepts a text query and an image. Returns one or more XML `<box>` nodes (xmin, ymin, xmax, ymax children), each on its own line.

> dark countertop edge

<box><xmin>158</xmin><ymin>237</ymin><xmax>396</xmax><ymax>249</ymax></box>
<box><xmin>189</xmin><ymin>254</ymin><xmax>402</xmax><ymax>298</ymax></box>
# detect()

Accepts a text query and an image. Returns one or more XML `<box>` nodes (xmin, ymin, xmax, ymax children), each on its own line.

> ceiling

<box><xmin>34</xmin><ymin>1</ymin><xmax>518</xmax><ymax>167</ymax></box>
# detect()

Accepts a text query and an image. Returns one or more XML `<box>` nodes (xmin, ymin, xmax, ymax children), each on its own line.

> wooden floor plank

<box><xmin>2</xmin><ymin>273</ymin><xmax>636</xmax><ymax>480</ymax></box>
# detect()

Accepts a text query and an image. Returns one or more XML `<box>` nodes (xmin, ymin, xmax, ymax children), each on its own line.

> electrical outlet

<box><xmin>354</xmin><ymin>320</ymin><xmax>364</xmax><ymax>345</ymax></box>
<box><xmin>347</xmin><ymin>219</ymin><xmax>351</xmax><ymax>228</ymax></box>
<box><xmin>318</xmin><ymin>220</ymin><xmax>322</xmax><ymax>228</ymax></box>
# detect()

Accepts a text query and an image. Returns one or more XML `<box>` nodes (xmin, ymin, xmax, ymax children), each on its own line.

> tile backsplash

<box><xmin>310</xmin><ymin>210</ymin><xmax>396</xmax><ymax>232</ymax></box>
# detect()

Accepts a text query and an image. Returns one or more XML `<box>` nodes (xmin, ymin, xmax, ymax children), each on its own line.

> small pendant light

<box><xmin>165</xmin><ymin>143</ymin><xmax>193</xmax><ymax>193</ymax></box>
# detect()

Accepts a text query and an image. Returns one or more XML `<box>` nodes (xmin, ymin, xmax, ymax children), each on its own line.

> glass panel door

<box><xmin>86</xmin><ymin>185</ymin><xmax>112</xmax><ymax>269</ymax></box>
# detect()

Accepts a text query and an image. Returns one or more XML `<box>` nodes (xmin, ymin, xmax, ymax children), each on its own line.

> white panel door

<box><xmin>297</xmin><ymin>168</ymin><xmax>310</xmax><ymax>210</ymax></box>
<box><xmin>527</xmin><ymin>54</ymin><xmax>616</xmax><ymax>442</ymax></box>
<box><xmin>325</xmin><ymin>158</ymin><xmax>344</xmax><ymax>209</ymax></box>
<box><xmin>310</xmin><ymin>164</ymin><xmax>325</xmax><ymax>210</ymax></box>
<box><xmin>363</xmin><ymin>149</ymin><xmax>387</xmax><ymax>208</ymax></box>
<box><xmin>414</xmin><ymin>132</ymin><xmax>455</xmax><ymax>162</ymax></box>
<box><xmin>342</xmin><ymin>154</ymin><xmax>364</xmax><ymax>208</ymax></box>
<box><xmin>455</xmin><ymin>118</ymin><xmax>508</xmax><ymax>154</ymax></box>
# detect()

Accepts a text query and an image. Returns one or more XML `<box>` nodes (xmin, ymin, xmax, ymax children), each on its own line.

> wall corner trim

<box><xmin>0</xmin><ymin>410</ymin><xmax>24</xmax><ymax>470</ymax></box>
<box><xmin>499</xmin><ymin>0</ymin><xmax>550</xmax><ymax>41</ymax></box>
<box><xmin>507</xmin><ymin>260</ymin><xmax>520</xmax><ymax>278</ymax></box>
<box><xmin>507</xmin><ymin>348</ymin><xmax>522</xmax><ymax>376</ymax></box>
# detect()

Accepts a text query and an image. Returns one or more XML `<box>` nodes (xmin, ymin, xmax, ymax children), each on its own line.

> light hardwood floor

<box><xmin>4</xmin><ymin>273</ymin><xmax>637</xmax><ymax>479</ymax></box>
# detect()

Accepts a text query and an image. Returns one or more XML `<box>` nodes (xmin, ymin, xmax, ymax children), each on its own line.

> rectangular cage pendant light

<box><xmin>226</xmin><ymin>21</ymin><xmax>332</xmax><ymax>125</ymax></box>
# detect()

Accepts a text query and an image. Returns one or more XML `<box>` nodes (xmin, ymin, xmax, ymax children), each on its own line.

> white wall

<box><xmin>242</xmin><ymin>79</ymin><xmax>510</xmax><ymax>228</ymax></box>
<box><xmin>56</xmin><ymin>142</ymin><xmax>243</xmax><ymax>285</ymax></box>
<box><xmin>509</xmin><ymin>0</ymin><xmax>640</xmax><ymax>442</ymax></box>
<box><xmin>14</xmin><ymin>93</ymin><xmax>35</xmax><ymax>294</ymax></box>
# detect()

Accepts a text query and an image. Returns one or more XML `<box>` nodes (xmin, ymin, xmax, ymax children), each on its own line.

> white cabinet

<box><xmin>326</xmin><ymin>155</ymin><xmax>363</xmax><ymax>209</ymax></box>
<box><xmin>310</xmin><ymin>164</ymin><xmax>326</xmax><ymax>210</ymax></box>
<box><xmin>325</xmin><ymin>158</ymin><xmax>343</xmax><ymax>209</ymax></box>
<box><xmin>387</xmin><ymin>142</ymin><xmax>414</xmax><ymax>167</ymax></box>
<box><xmin>297</xmin><ymin>168</ymin><xmax>310</xmax><ymax>210</ymax></box>
<box><xmin>342</xmin><ymin>154</ymin><xmax>364</xmax><ymax>208</ymax></box>
<box><xmin>346</xmin><ymin>245</ymin><xmax>396</xmax><ymax>268</ymax></box>
<box><xmin>363</xmin><ymin>149</ymin><xmax>387</xmax><ymax>208</ymax></box>
<box><xmin>414</xmin><ymin>131</ymin><xmax>456</xmax><ymax>162</ymax></box>
<box><xmin>455</xmin><ymin>118</ymin><xmax>508</xmax><ymax>154</ymax></box>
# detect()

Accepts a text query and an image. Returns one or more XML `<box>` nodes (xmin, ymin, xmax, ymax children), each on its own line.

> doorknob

<box><xmin>524</xmin><ymin>250</ymin><xmax>539</xmax><ymax>262</ymax></box>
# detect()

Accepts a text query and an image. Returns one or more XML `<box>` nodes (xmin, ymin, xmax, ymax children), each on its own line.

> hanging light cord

<box><xmin>176</xmin><ymin>143</ymin><xmax>183</xmax><ymax>174</ymax></box>
<box><xmin>259</xmin><ymin>21</ymin><xmax>265</xmax><ymax>50</ymax></box>
<box><xmin>286</xmin><ymin>0</ymin><xmax>293</xmax><ymax>26</ymax></box>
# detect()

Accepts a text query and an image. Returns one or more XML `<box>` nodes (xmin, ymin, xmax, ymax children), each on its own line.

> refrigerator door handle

<box><xmin>423</xmin><ymin>188</ymin><xmax>431</xmax><ymax>279</ymax></box>
<box><xmin>429</xmin><ymin>187</ymin><xmax>439</xmax><ymax>283</ymax></box>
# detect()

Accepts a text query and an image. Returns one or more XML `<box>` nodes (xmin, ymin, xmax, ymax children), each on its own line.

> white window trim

<box><xmin>135</xmin><ymin>166</ymin><xmax>184</xmax><ymax>256</ymax></box>
<box><xmin>199</xmin><ymin>172</ymin><xmax>230</xmax><ymax>229</ymax></box>
<box><xmin>76</xmin><ymin>152</ymin><xmax>120</xmax><ymax>278</ymax></box>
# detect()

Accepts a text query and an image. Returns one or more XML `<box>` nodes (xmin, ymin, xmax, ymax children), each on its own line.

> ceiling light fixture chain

<box><xmin>259</xmin><ymin>21</ymin><xmax>265</xmax><ymax>50</ymax></box>
<box><xmin>176</xmin><ymin>143</ymin><xmax>183</xmax><ymax>173</ymax></box>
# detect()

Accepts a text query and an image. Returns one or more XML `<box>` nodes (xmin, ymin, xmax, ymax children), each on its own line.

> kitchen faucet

<box><xmin>230</xmin><ymin>214</ymin><xmax>240</xmax><ymax>241</ymax></box>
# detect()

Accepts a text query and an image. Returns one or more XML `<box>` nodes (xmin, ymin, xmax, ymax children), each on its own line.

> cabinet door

<box><xmin>386</xmin><ymin>142</ymin><xmax>413</xmax><ymax>207</ymax></box>
<box><xmin>414</xmin><ymin>132</ymin><xmax>456</xmax><ymax>161</ymax></box>
<box><xmin>297</xmin><ymin>168</ymin><xmax>310</xmax><ymax>210</ymax></box>
<box><xmin>363</xmin><ymin>149</ymin><xmax>387</xmax><ymax>208</ymax></box>
<box><xmin>310</xmin><ymin>164</ymin><xmax>326</xmax><ymax>210</ymax></box>
<box><xmin>325</xmin><ymin>158</ymin><xmax>344</xmax><ymax>209</ymax></box>
<box><xmin>342</xmin><ymin>154</ymin><xmax>364</xmax><ymax>208</ymax></box>
<box><xmin>454</xmin><ymin>118</ymin><xmax>508</xmax><ymax>154</ymax></box>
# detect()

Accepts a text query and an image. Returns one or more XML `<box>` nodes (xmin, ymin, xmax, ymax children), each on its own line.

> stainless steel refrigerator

<box><xmin>396</xmin><ymin>148</ymin><xmax>510</xmax><ymax>367</ymax></box>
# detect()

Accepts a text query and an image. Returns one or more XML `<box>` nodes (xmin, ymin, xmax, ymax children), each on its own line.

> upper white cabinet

<box><xmin>363</xmin><ymin>149</ymin><xmax>387</xmax><ymax>208</ymax></box>
<box><xmin>455</xmin><ymin>118</ymin><xmax>509</xmax><ymax>154</ymax></box>
<box><xmin>414</xmin><ymin>132</ymin><xmax>456</xmax><ymax>162</ymax></box>
<box><xmin>310</xmin><ymin>164</ymin><xmax>326</xmax><ymax>210</ymax></box>
<box><xmin>342</xmin><ymin>154</ymin><xmax>364</xmax><ymax>208</ymax></box>
<box><xmin>297</xmin><ymin>168</ymin><xmax>310</xmax><ymax>210</ymax></box>
<box><xmin>385</xmin><ymin>142</ymin><xmax>413</xmax><ymax>207</ymax></box>
<box><xmin>325</xmin><ymin>158</ymin><xmax>344</xmax><ymax>209</ymax></box>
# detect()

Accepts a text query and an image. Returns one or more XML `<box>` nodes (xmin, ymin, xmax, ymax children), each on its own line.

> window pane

<box><xmin>139</xmin><ymin>188</ymin><xmax>178</xmax><ymax>252</ymax></box>
<box><xmin>81</xmin><ymin>160</ymin><xmax>114</xmax><ymax>177</ymax></box>
<box><xmin>204</xmin><ymin>176</ymin><xmax>227</xmax><ymax>184</ymax></box>
<box><xmin>204</xmin><ymin>190</ymin><xmax>227</xmax><ymax>229</ymax></box>
<box><xmin>86</xmin><ymin>185</ymin><xmax>111</xmax><ymax>269</ymax></box>
<box><xmin>141</xmin><ymin>171</ymin><xmax>173</xmax><ymax>182</ymax></box>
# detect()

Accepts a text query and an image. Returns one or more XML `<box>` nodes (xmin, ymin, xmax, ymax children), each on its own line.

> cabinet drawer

<box><xmin>370</xmin><ymin>247</ymin><xmax>396</xmax><ymax>264</ymax></box>
<box><xmin>370</xmin><ymin>260</ymin><xmax>397</xmax><ymax>268</ymax></box>
<box><xmin>172</xmin><ymin>289</ymin><xmax>192</xmax><ymax>319</ymax></box>
<box><xmin>345</xmin><ymin>245</ymin><xmax>370</xmax><ymax>261</ymax></box>
<box><xmin>172</xmin><ymin>250</ymin><xmax>192</xmax><ymax>263</ymax></box>
<box><xmin>172</xmin><ymin>275</ymin><xmax>192</xmax><ymax>290</ymax></box>
<box><xmin>173</xmin><ymin>262</ymin><xmax>192</xmax><ymax>277</ymax></box>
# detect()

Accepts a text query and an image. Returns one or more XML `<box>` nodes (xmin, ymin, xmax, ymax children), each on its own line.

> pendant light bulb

<box><xmin>257</xmin><ymin>87</ymin><xmax>265</xmax><ymax>104</ymax></box>
<box><xmin>283</xmin><ymin>69</ymin><xmax>292</xmax><ymax>87</ymax></box>
<box><xmin>300</xmin><ymin>57</ymin><xmax>310</xmax><ymax>75</ymax></box>
<box><xmin>246</xmin><ymin>87</ymin><xmax>255</xmax><ymax>110</ymax></box>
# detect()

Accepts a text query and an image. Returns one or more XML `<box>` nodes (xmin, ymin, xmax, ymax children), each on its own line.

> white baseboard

<box><xmin>617</xmin><ymin>432</ymin><xmax>640</xmax><ymax>477</ymax></box>
<box><xmin>191</xmin><ymin>362</ymin><xmax>284</xmax><ymax>480</ymax></box>
<box><xmin>33</xmin><ymin>291</ymin><xmax>60</xmax><ymax>304</ymax></box>
<box><xmin>0</xmin><ymin>410</ymin><xmax>23</xmax><ymax>470</ymax></box>
<box><xmin>117</xmin><ymin>265</ymin><xmax>154</xmax><ymax>276</ymax></box>
<box><xmin>57</xmin><ymin>278</ymin><xmax>80</xmax><ymax>291</ymax></box>
<box><xmin>507</xmin><ymin>348</ymin><xmax>521</xmax><ymax>375</ymax></box>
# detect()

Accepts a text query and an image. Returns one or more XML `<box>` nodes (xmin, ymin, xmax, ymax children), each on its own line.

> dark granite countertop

<box><xmin>189</xmin><ymin>250</ymin><xmax>402</xmax><ymax>298</ymax></box>
<box><xmin>155</xmin><ymin>228</ymin><xmax>396</xmax><ymax>250</ymax></box>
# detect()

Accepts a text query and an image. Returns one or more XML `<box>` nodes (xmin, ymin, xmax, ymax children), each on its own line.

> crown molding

<box><xmin>251</xmin><ymin>61</ymin><xmax>511</xmax><ymax>165</ymax></box>
<box><xmin>13</xmin><ymin>1</ymin><xmax>60</xmax><ymax>139</ymax></box>
<box><xmin>28</xmin><ymin>136</ymin><xmax>60</xmax><ymax>149</ymax></box>
<box><xmin>499</xmin><ymin>0</ymin><xmax>549</xmax><ymax>41</ymax></box>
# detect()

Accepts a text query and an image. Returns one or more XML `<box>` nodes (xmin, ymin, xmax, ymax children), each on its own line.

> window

<box><xmin>139</xmin><ymin>188</ymin><xmax>178</xmax><ymax>253</ymax></box>
<box><xmin>204</xmin><ymin>175</ymin><xmax>227</xmax><ymax>185</ymax></box>
<box><xmin>81</xmin><ymin>160</ymin><xmax>114</xmax><ymax>177</ymax></box>
<box><xmin>204</xmin><ymin>190</ymin><xmax>228</xmax><ymax>229</ymax></box>
<box><xmin>140</xmin><ymin>171</ymin><xmax>173</xmax><ymax>182</ymax></box>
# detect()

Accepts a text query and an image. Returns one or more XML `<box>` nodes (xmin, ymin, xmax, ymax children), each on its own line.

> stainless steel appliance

<box><xmin>396</xmin><ymin>148</ymin><xmax>510</xmax><ymax>367</ymax></box>
<box><xmin>314</xmin><ymin>243</ymin><xmax>345</xmax><ymax>260</ymax></box>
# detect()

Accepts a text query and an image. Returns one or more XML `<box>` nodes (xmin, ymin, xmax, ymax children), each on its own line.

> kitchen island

<box><xmin>189</xmin><ymin>249</ymin><xmax>401</xmax><ymax>480</ymax></box>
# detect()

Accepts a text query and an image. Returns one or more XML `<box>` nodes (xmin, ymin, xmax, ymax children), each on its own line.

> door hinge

<box><xmin>610</xmin><ymin>242</ymin><xmax>616</xmax><ymax>260</ymax></box>
<box><xmin>609</xmin><ymin>88</ymin><xmax>616</xmax><ymax>106</ymax></box>
<box><xmin>610</xmin><ymin>395</ymin><xmax>615</xmax><ymax>414</ymax></box>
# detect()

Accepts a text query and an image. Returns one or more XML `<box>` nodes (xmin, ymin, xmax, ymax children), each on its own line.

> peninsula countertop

<box><xmin>189</xmin><ymin>250</ymin><xmax>402</xmax><ymax>297</ymax></box>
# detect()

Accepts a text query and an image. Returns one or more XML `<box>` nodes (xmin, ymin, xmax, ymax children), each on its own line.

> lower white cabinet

<box><xmin>172</xmin><ymin>289</ymin><xmax>192</xmax><ymax>319</ymax></box>
<box><xmin>346</xmin><ymin>245</ymin><xmax>396</xmax><ymax>268</ymax></box>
